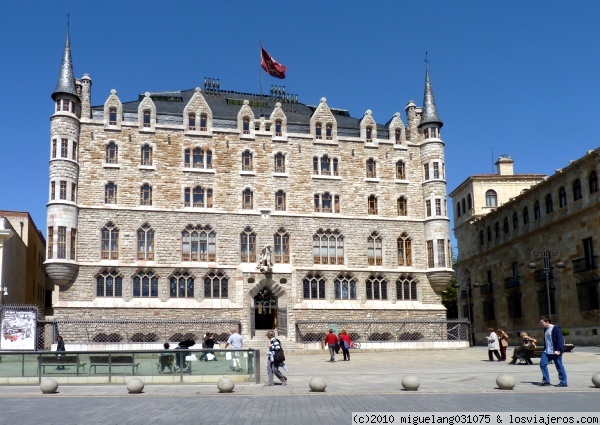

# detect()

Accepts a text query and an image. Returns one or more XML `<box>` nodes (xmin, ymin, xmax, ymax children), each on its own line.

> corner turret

<box><xmin>418</xmin><ymin>67</ymin><xmax>443</xmax><ymax>129</ymax></box>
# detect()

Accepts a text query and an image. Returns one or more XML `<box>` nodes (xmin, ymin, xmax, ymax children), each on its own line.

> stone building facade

<box><xmin>45</xmin><ymin>33</ymin><xmax>453</xmax><ymax>342</ymax></box>
<box><xmin>451</xmin><ymin>151</ymin><xmax>600</xmax><ymax>345</ymax></box>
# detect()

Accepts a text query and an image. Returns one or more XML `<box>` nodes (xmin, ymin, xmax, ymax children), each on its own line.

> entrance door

<box><xmin>253</xmin><ymin>288</ymin><xmax>277</xmax><ymax>330</ymax></box>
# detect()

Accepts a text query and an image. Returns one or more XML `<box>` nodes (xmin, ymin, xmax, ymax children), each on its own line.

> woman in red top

<box><xmin>339</xmin><ymin>329</ymin><xmax>352</xmax><ymax>361</ymax></box>
<box><xmin>323</xmin><ymin>329</ymin><xmax>338</xmax><ymax>362</ymax></box>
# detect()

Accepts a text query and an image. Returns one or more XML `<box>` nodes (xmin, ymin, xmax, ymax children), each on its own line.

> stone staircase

<box><xmin>243</xmin><ymin>331</ymin><xmax>305</xmax><ymax>351</ymax></box>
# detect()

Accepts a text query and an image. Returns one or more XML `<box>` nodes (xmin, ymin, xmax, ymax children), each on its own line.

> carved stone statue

<box><xmin>257</xmin><ymin>244</ymin><xmax>273</xmax><ymax>273</ymax></box>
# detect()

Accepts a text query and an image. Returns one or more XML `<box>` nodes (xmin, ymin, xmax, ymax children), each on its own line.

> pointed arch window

<box><xmin>461</xmin><ymin>198</ymin><xmax>466</xmax><ymax>215</ymax></box>
<box><xmin>105</xmin><ymin>182</ymin><xmax>117</xmax><ymax>204</ymax></box>
<box><xmin>559</xmin><ymin>187</ymin><xmax>567</xmax><ymax>208</ymax></box>
<box><xmin>242</xmin><ymin>188</ymin><xmax>253</xmax><ymax>209</ymax></box>
<box><xmin>315</xmin><ymin>122</ymin><xmax>322</xmax><ymax>139</ymax></box>
<box><xmin>275</xmin><ymin>119</ymin><xmax>283</xmax><ymax>137</ymax></box>
<box><xmin>142</xmin><ymin>110</ymin><xmax>151</xmax><ymax>128</ymax></box>
<box><xmin>326</xmin><ymin>124</ymin><xmax>333</xmax><ymax>140</ymax></box>
<box><xmin>589</xmin><ymin>170</ymin><xmax>599</xmax><ymax>194</ymax></box>
<box><xmin>523</xmin><ymin>207</ymin><xmax>530</xmax><ymax>225</ymax></box>
<box><xmin>275</xmin><ymin>190</ymin><xmax>286</xmax><ymax>211</ymax></box>
<box><xmin>513</xmin><ymin>212</ymin><xmax>519</xmax><ymax>230</ymax></box>
<box><xmin>457</xmin><ymin>202</ymin><xmax>462</xmax><ymax>217</ymax></box>
<box><xmin>573</xmin><ymin>179</ymin><xmax>582</xmax><ymax>201</ymax></box>
<box><xmin>396</xmin><ymin>160</ymin><xmax>406</xmax><ymax>179</ymax></box>
<box><xmin>133</xmin><ymin>270</ymin><xmax>158</xmax><ymax>298</ymax></box>
<box><xmin>366</xmin><ymin>275</ymin><xmax>387</xmax><ymax>300</ymax></box>
<box><xmin>368</xmin><ymin>195</ymin><xmax>378</xmax><ymax>215</ymax></box>
<box><xmin>534</xmin><ymin>200</ymin><xmax>541</xmax><ymax>220</ymax></box>
<box><xmin>485</xmin><ymin>190</ymin><xmax>497</xmax><ymax>207</ymax></box>
<box><xmin>204</xmin><ymin>272</ymin><xmax>228</xmax><ymax>299</ymax></box>
<box><xmin>303</xmin><ymin>274</ymin><xmax>325</xmax><ymax>300</ymax></box>
<box><xmin>200</xmin><ymin>114</ymin><xmax>208</xmax><ymax>131</ymax></box>
<box><xmin>101</xmin><ymin>222</ymin><xmax>119</xmax><ymax>260</ymax></box>
<box><xmin>395</xmin><ymin>128</ymin><xmax>402</xmax><ymax>144</ymax></box>
<box><xmin>494</xmin><ymin>222</ymin><xmax>500</xmax><ymax>238</ymax></box>
<box><xmin>274</xmin><ymin>152</ymin><xmax>285</xmax><ymax>173</ymax></box>
<box><xmin>487</xmin><ymin>226</ymin><xmax>492</xmax><ymax>242</ymax></box>
<box><xmin>313</xmin><ymin>229</ymin><xmax>344</xmax><ymax>265</ymax></box>
<box><xmin>367</xmin><ymin>232</ymin><xmax>383</xmax><ymax>265</ymax></box>
<box><xmin>334</xmin><ymin>274</ymin><xmax>356</xmax><ymax>300</ymax></box>
<box><xmin>170</xmin><ymin>272</ymin><xmax>194</xmax><ymax>298</ymax></box>
<box><xmin>396</xmin><ymin>277</ymin><xmax>417</xmax><ymax>300</ymax></box>
<box><xmin>106</xmin><ymin>142</ymin><xmax>118</xmax><ymax>164</ymax></box>
<box><xmin>273</xmin><ymin>228</ymin><xmax>289</xmax><ymax>263</ymax></box>
<box><xmin>97</xmin><ymin>269</ymin><xmax>123</xmax><ymax>297</ymax></box>
<box><xmin>397</xmin><ymin>233</ymin><xmax>412</xmax><ymax>266</ymax></box>
<box><xmin>141</xmin><ymin>145</ymin><xmax>153</xmax><ymax>166</ymax></box>
<box><xmin>137</xmin><ymin>223</ymin><xmax>154</xmax><ymax>260</ymax></box>
<box><xmin>397</xmin><ymin>196</ymin><xmax>408</xmax><ymax>216</ymax></box>
<box><xmin>109</xmin><ymin>108</ymin><xmax>117</xmax><ymax>126</ymax></box>
<box><xmin>242</xmin><ymin>150</ymin><xmax>253</xmax><ymax>171</ymax></box>
<box><xmin>366</xmin><ymin>158</ymin><xmax>377</xmax><ymax>178</ymax></box>
<box><xmin>188</xmin><ymin>113</ymin><xmax>196</xmax><ymax>130</ymax></box>
<box><xmin>181</xmin><ymin>225</ymin><xmax>216</xmax><ymax>262</ymax></box>
<box><xmin>503</xmin><ymin>217</ymin><xmax>509</xmax><ymax>234</ymax></box>
<box><xmin>366</xmin><ymin>126</ymin><xmax>373</xmax><ymax>142</ymax></box>
<box><xmin>240</xmin><ymin>227</ymin><xmax>256</xmax><ymax>263</ymax></box>
<box><xmin>545</xmin><ymin>194</ymin><xmax>554</xmax><ymax>214</ymax></box>
<box><xmin>140</xmin><ymin>184</ymin><xmax>153</xmax><ymax>206</ymax></box>
<box><xmin>242</xmin><ymin>117</ymin><xmax>250</xmax><ymax>134</ymax></box>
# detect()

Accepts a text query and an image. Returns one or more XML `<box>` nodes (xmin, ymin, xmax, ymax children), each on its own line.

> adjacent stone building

<box><xmin>451</xmin><ymin>151</ymin><xmax>600</xmax><ymax>345</ymax></box>
<box><xmin>45</xmin><ymin>33</ymin><xmax>453</xmax><ymax>342</ymax></box>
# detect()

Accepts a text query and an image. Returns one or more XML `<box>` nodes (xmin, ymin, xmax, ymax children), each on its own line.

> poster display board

<box><xmin>1</xmin><ymin>308</ymin><xmax>37</xmax><ymax>351</ymax></box>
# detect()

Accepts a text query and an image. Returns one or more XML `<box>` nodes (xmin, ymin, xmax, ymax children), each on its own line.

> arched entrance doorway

<box><xmin>253</xmin><ymin>288</ymin><xmax>277</xmax><ymax>330</ymax></box>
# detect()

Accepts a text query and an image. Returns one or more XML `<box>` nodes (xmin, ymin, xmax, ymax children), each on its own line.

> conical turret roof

<box><xmin>52</xmin><ymin>32</ymin><xmax>77</xmax><ymax>100</ymax></box>
<box><xmin>418</xmin><ymin>67</ymin><xmax>443</xmax><ymax>128</ymax></box>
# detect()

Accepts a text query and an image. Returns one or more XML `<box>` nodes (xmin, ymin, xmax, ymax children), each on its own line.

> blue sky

<box><xmin>1</xmin><ymin>1</ymin><xmax>599</xmax><ymax>242</ymax></box>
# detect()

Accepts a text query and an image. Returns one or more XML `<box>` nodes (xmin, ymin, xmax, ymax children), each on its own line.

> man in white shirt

<box><xmin>225</xmin><ymin>328</ymin><xmax>244</xmax><ymax>372</ymax></box>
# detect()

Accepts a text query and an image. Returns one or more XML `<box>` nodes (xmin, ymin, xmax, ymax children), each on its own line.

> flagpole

<box><xmin>259</xmin><ymin>41</ymin><xmax>264</xmax><ymax>118</ymax></box>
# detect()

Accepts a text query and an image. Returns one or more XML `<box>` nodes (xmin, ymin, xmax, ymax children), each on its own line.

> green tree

<box><xmin>442</xmin><ymin>275</ymin><xmax>458</xmax><ymax>319</ymax></box>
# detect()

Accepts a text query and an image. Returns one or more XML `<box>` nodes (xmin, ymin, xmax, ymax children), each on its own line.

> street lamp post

<box><xmin>460</xmin><ymin>268</ymin><xmax>479</xmax><ymax>346</ymax></box>
<box><xmin>529</xmin><ymin>248</ymin><xmax>564</xmax><ymax>321</ymax></box>
<box><xmin>0</xmin><ymin>284</ymin><xmax>7</xmax><ymax>304</ymax></box>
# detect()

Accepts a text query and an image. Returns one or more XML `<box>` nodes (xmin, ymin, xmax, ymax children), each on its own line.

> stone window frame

<box><xmin>101</xmin><ymin>221</ymin><xmax>119</xmax><ymax>260</ymax></box>
<box><xmin>47</xmin><ymin>227</ymin><xmax>54</xmax><ymax>259</ymax></box>
<box><xmin>188</xmin><ymin>112</ymin><xmax>197</xmax><ymax>130</ymax></box>
<box><xmin>312</xmin><ymin>155</ymin><xmax>339</xmax><ymax>177</ymax></box>
<box><xmin>397</xmin><ymin>196</ymin><xmax>408</xmax><ymax>216</ymax></box>
<box><xmin>242</xmin><ymin>150</ymin><xmax>253</xmax><ymax>171</ymax></box>
<box><xmin>366</xmin><ymin>275</ymin><xmax>388</xmax><ymax>300</ymax></box>
<box><xmin>366</xmin><ymin>158</ymin><xmax>377</xmax><ymax>179</ymax></box>
<box><xmin>273</xmin><ymin>227</ymin><xmax>290</xmax><ymax>263</ymax></box>
<box><xmin>57</xmin><ymin>226</ymin><xmax>67</xmax><ymax>259</ymax></box>
<box><xmin>396</xmin><ymin>160</ymin><xmax>406</xmax><ymax>180</ymax></box>
<box><xmin>533</xmin><ymin>200</ymin><xmax>541</xmax><ymax>220</ymax></box>
<box><xmin>485</xmin><ymin>189</ymin><xmax>498</xmax><ymax>207</ymax></box>
<box><xmin>512</xmin><ymin>212</ymin><xmax>519</xmax><ymax>230</ymax></box>
<box><xmin>589</xmin><ymin>170</ymin><xmax>599</xmax><ymax>194</ymax></box>
<box><xmin>558</xmin><ymin>187</ymin><xmax>567</xmax><ymax>208</ymax></box>
<box><xmin>106</xmin><ymin>141</ymin><xmax>119</xmax><ymax>164</ymax></box>
<box><xmin>334</xmin><ymin>274</ymin><xmax>356</xmax><ymax>300</ymax></box>
<box><xmin>141</xmin><ymin>144</ymin><xmax>153</xmax><ymax>166</ymax></box>
<box><xmin>302</xmin><ymin>273</ymin><xmax>326</xmax><ymax>300</ymax></box>
<box><xmin>573</xmin><ymin>179</ymin><xmax>582</xmax><ymax>201</ymax></box>
<box><xmin>104</xmin><ymin>182</ymin><xmax>117</xmax><ymax>204</ymax></box>
<box><xmin>136</xmin><ymin>223</ymin><xmax>154</xmax><ymax>261</ymax></box>
<box><xmin>367</xmin><ymin>231</ymin><xmax>383</xmax><ymax>266</ymax></box>
<box><xmin>242</xmin><ymin>188</ymin><xmax>254</xmax><ymax>210</ymax></box>
<box><xmin>96</xmin><ymin>269</ymin><xmax>123</xmax><ymax>298</ymax></box>
<box><xmin>397</xmin><ymin>233</ymin><xmax>412</xmax><ymax>267</ymax></box>
<box><xmin>396</xmin><ymin>277</ymin><xmax>418</xmax><ymax>301</ymax></box>
<box><xmin>545</xmin><ymin>194</ymin><xmax>554</xmax><ymax>214</ymax></box>
<box><xmin>313</xmin><ymin>192</ymin><xmax>340</xmax><ymax>213</ymax></box>
<box><xmin>181</xmin><ymin>224</ymin><xmax>216</xmax><ymax>262</ymax></box>
<box><xmin>203</xmin><ymin>271</ymin><xmax>229</xmax><ymax>299</ymax></box>
<box><xmin>140</xmin><ymin>183</ymin><xmax>153</xmax><ymax>206</ymax></box>
<box><xmin>240</xmin><ymin>227</ymin><xmax>256</xmax><ymax>263</ymax></box>
<box><xmin>132</xmin><ymin>270</ymin><xmax>159</xmax><ymax>298</ymax></box>
<box><xmin>184</xmin><ymin>186</ymin><xmax>213</xmax><ymax>208</ymax></box>
<box><xmin>274</xmin><ymin>152</ymin><xmax>286</xmax><ymax>173</ymax></box>
<box><xmin>523</xmin><ymin>207</ymin><xmax>530</xmax><ymax>225</ymax></box>
<box><xmin>169</xmin><ymin>271</ymin><xmax>195</xmax><ymax>299</ymax></box>
<box><xmin>368</xmin><ymin>195</ymin><xmax>378</xmax><ymax>215</ymax></box>
<box><xmin>312</xmin><ymin>228</ymin><xmax>344</xmax><ymax>265</ymax></box>
<box><xmin>109</xmin><ymin>107</ymin><xmax>118</xmax><ymax>126</ymax></box>
<box><xmin>184</xmin><ymin>147</ymin><xmax>213</xmax><ymax>170</ymax></box>
<box><xmin>275</xmin><ymin>190</ymin><xmax>286</xmax><ymax>211</ymax></box>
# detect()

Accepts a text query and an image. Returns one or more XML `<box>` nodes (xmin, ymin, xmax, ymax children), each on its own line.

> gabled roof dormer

<box><xmin>184</xmin><ymin>87</ymin><xmax>213</xmax><ymax>134</ymax></box>
<box><xmin>388</xmin><ymin>112</ymin><xmax>406</xmax><ymax>145</ymax></box>
<box><xmin>269</xmin><ymin>102</ymin><xmax>287</xmax><ymax>140</ymax></box>
<box><xmin>359</xmin><ymin>109</ymin><xmax>377</xmax><ymax>144</ymax></box>
<box><xmin>138</xmin><ymin>92</ymin><xmax>156</xmax><ymax>132</ymax></box>
<box><xmin>309</xmin><ymin>97</ymin><xmax>337</xmax><ymax>142</ymax></box>
<box><xmin>237</xmin><ymin>100</ymin><xmax>256</xmax><ymax>138</ymax></box>
<box><xmin>104</xmin><ymin>89</ymin><xmax>123</xmax><ymax>130</ymax></box>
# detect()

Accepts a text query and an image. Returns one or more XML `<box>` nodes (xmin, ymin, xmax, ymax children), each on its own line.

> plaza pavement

<box><xmin>0</xmin><ymin>346</ymin><xmax>598</xmax><ymax>424</ymax></box>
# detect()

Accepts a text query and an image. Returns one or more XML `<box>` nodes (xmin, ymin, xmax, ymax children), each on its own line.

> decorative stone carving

<box><xmin>257</xmin><ymin>244</ymin><xmax>273</xmax><ymax>273</ymax></box>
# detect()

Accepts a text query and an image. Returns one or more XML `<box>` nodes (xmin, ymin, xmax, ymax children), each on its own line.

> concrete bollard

<box><xmin>592</xmin><ymin>372</ymin><xmax>600</xmax><ymax>388</ymax></box>
<box><xmin>309</xmin><ymin>377</ymin><xmax>327</xmax><ymax>392</ymax></box>
<box><xmin>496</xmin><ymin>374</ymin><xmax>516</xmax><ymax>390</ymax></box>
<box><xmin>126</xmin><ymin>378</ymin><xmax>145</xmax><ymax>394</ymax></box>
<box><xmin>40</xmin><ymin>378</ymin><xmax>58</xmax><ymax>394</ymax></box>
<box><xmin>217</xmin><ymin>376</ymin><xmax>235</xmax><ymax>393</ymax></box>
<box><xmin>401</xmin><ymin>375</ymin><xmax>420</xmax><ymax>391</ymax></box>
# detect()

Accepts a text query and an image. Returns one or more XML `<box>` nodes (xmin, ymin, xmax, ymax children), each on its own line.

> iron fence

<box><xmin>295</xmin><ymin>319</ymin><xmax>469</xmax><ymax>342</ymax></box>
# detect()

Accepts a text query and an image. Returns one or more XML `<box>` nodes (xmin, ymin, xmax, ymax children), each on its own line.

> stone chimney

<box><xmin>496</xmin><ymin>155</ymin><xmax>514</xmax><ymax>176</ymax></box>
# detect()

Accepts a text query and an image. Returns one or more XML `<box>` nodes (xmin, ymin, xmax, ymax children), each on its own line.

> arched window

<box><xmin>367</xmin><ymin>232</ymin><xmax>383</xmax><ymax>265</ymax></box>
<box><xmin>467</xmin><ymin>193</ymin><xmax>472</xmax><ymax>210</ymax></box>
<box><xmin>143</xmin><ymin>110</ymin><xmax>151</xmax><ymax>128</ymax></box>
<box><xmin>479</xmin><ymin>230</ymin><xmax>484</xmax><ymax>246</ymax></box>
<box><xmin>184</xmin><ymin>186</ymin><xmax>213</xmax><ymax>208</ymax></box>
<box><xmin>315</xmin><ymin>122</ymin><xmax>322</xmax><ymax>139</ymax></box>
<box><xmin>397</xmin><ymin>233</ymin><xmax>412</xmax><ymax>266</ymax></box>
<box><xmin>314</xmin><ymin>192</ymin><xmax>340</xmax><ymax>213</ymax></box>
<box><xmin>275</xmin><ymin>119</ymin><xmax>283</xmax><ymax>137</ymax></box>
<box><xmin>204</xmin><ymin>272</ymin><xmax>228</xmax><ymax>299</ymax></box>
<box><xmin>589</xmin><ymin>170</ymin><xmax>599</xmax><ymax>194</ymax></box>
<box><xmin>366</xmin><ymin>126</ymin><xmax>373</xmax><ymax>142</ymax></box>
<box><xmin>97</xmin><ymin>269</ymin><xmax>122</xmax><ymax>297</ymax></box>
<box><xmin>242</xmin><ymin>188</ymin><xmax>253</xmax><ymax>209</ymax></box>
<box><xmin>573</xmin><ymin>179</ymin><xmax>582</xmax><ymax>201</ymax></box>
<box><xmin>105</xmin><ymin>182</ymin><xmax>117</xmax><ymax>204</ymax></box>
<box><xmin>303</xmin><ymin>274</ymin><xmax>325</xmax><ymax>300</ymax></box>
<box><xmin>275</xmin><ymin>190</ymin><xmax>286</xmax><ymax>211</ymax></box>
<box><xmin>534</xmin><ymin>200</ymin><xmax>541</xmax><ymax>220</ymax></box>
<box><xmin>487</xmin><ymin>226</ymin><xmax>492</xmax><ymax>242</ymax></box>
<box><xmin>396</xmin><ymin>160</ymin><xmax>406</xmax><ymax>179</ymax></box>
<box><xmin>188</xmin><ymin>113</ymin><xmax>196</xmax><ymax>130</ymax></box>
<box><xmin>106</xmin><ymin>142</ymin><xmax>118</xmax><ymax>164</ymax></box>
<box><xmin>396</xmin><ymin>277</ymin><xmax>417</xmax><ymax>300</ymax></box>
<box><xmin>334</xmin><ymin>274</ymin><xmax>356</xmax><ymax>300</ymax></box>
<box><xmin>109</xmin><ymin>107</ymin><xmax>117</xmax><ymax>126</ymax></box>
<box><xmin>366</xmin><ymin>158</ymin><xmax>377</xmax><ymax>178</ymax></box>
<box><xmin>274</xmin><ymin>153</ymin><xmax>285</xmax><ymax>173</ymax></box>
<box><xmin>141</xmin><ymin>144</ymin><xmax>152</xmax><ymax>166</ymax></box>
<box><xmin>503</xmin><ymin>218</ymin><xmax>509</xmax><ymax>234</ymax></box>
<box><xmin>485</xmin><ymin>190</ymin><xmax>497</xmax><ymax>207</ymax></box>
<box><xmin>242</xmin><ymin>117</ymin><xmax>250</xmax><ymax>134</ymax></box>
<box><xmin>395</xmin><ymin>128</ymin><xmax>401</xmax><ymax>144</ymax></box>
<box><xmin>512</xmin><ymin>212</ymin><xmax>519</xmax><ymax>230</ymax></box>
<box><xmin>240</xmin><ymin>227</ymin><xmax>256</xmax><ymax>262</ymax></box>
<box><xmin>523</xmin><ymin>207</ymin><xmax>530</xmax><ymax>225</ymax></box>
<box><xmin>397</xmin><ymin>197</ymin><xmax>408</xmax><ymax>216</ymax></box>
<box><xmin>494</xmin><ymin>222</ymin><xmax>500</xmax><ymax>238</ymax></box>
<box><xmin>273</xmin><ymin>228</ymin><xmax>289</xmax><ymax>263</ymax></box>
<box><xmin>242</xmin><ymin>150</ymin><xmax>253</xmax><ymax>171</ymax></box>
<box><xmin>132</xmin><ymin>270</ymin><xmax>158</xmax><ymax>298</ymax></box>
<box><xmin>325</xmin><ymin>124</ymin><xmax>332</xmax><ymax>140</ymax></box>
<box><xmin>461</xmin><ymin>198</ymin><xmax>466</xmax><ymax>215</ymax></box>
<box><xmin>366</xmin><ymin>275</ymin><xmax>387</xmax><ymax>300</ymax></box>
<box><xmin>101</xmin><ymin>221</ymin><xmax>119</xmax><ymax>260</ymax></box>
<box><xmin>200</xmin><ymin>114</ymin><xmax>208</xmax><ymax>131</ymax></box>
<box><xmin>170</xmin><ymin>272</ymin><xmax>194</xmax><ymax>298</ymax></box>
<box><xmin>545</xmin><ymin>194</ymin><xmax>553</xmax><ymax>214</ymax></box>
<box><xmin>558</xmin><ymin>187</ymin><xmax>567</xmax><ymax>208</ymax></box>
<box><xmin>368</xmin><ymin>195</ymin><xmax>378</xmax><ymax>215</ymax></box>
<box><xmin>313</xmin><ymin>228</ymin><xmax>344</xmax><ymax>265</ymax></box>
<box><xmin>140</xmin><ymin>184</ymin><xmax>152</xmax><ymax>206</ymax></box>
<box><xmin>137</xmin><ymin>223</ymin><xmax>154</xmax><ymax>260</ymax></box>
<box><xmin>321</xmin><ymin>155</ymin><xmax>331</xmax><ymax>174</ymax></box>
<box><xmin>181</xmin><ymin>225</ymin><xmax>216</xmax><ymax>262</ymax></box>
<box><xmin>457</xmin><ymin>202</ymin><xmax>462</xmax><ymax>217</ymax></box>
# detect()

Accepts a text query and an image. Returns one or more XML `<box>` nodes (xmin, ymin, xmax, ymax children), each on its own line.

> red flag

<box><xmin>261</xmin><ymin>47</ymin><xmax>287</xmax><ymax>79</ymax></box>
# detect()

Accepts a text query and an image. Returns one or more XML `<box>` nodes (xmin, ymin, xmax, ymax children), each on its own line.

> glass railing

<box><xmin>0</xmin><ymin>349</ymin><xmax>260</xmax><ymax>385</ymax></box>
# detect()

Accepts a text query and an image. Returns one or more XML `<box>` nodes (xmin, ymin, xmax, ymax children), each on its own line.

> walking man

<box><xmin>323</xmin><ymin>329</ymin><xmax>338</xmax><ymax>362</ymax></box>
<box><xmin>225</xmin><ymin>328</ymin><xmax>244</xmax><ymax>372</ymax></box>
<box><xmin>539</xmin><ymin>315</ymin><xmax>568</xmax><ymax>387</ymax></box>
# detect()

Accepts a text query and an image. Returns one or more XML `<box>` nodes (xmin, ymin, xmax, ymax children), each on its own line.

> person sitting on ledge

<box><xmin>509</xmin><ymin>332</ymin><xmax>537</xmax><ymax>364</ymax></box>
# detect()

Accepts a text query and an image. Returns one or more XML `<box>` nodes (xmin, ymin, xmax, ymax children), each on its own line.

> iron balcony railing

<box><xmin>573</xmin><ymin>256</ymin><xmax>598</xmax><ymax>273</ymax></box>
<box><xmin>503</xmin><ymin>276</ymin><xmax>521</xmax><ymax>289</ymax></box>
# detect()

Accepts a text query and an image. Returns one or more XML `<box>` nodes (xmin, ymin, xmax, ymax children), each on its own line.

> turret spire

<box><xmin>418</xmin><ymin>65</ymin><xmax>443</xmax><ymax>128</ymax></box>
<box><xmin>52</xmin><ymin>23</ymin><xmax>77</xmax><ymax>100</ymax></box>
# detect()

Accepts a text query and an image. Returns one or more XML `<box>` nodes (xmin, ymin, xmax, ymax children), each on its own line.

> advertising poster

<box><xmin>1</xmin><ymin>309</ymin><xmax>36</xmax><ymax>351</ymax></box>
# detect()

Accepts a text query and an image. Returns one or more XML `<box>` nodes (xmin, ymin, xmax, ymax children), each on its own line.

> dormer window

<box><xmin>275</xmin><ymin>120</ymin><xmax>282</xmax><ymax>137</ymax></box>
<box><xmin>109</xmin><ymin>108</ymin><xmax>117</xmax><ymax>125</ymax></box>
<box><xmin>243</xmin><ymin>117</ymin><xmax>250</xmax><ymax>134</ymax></box>
<box><xmin>200</xmin><ymin>114</ymin><xmax>208</xmax><ymax>131</ymax></box>
<box><xmin>424</xmin><ymin>127</ymin><xmax>439</xmax><ymax>139</ymax></box>
<box><xmin>143</xmin><ymin>110</ymin><xmax>151</xmax><ymax>128</ymax></box>
<box><xmin>188</xmin><ymin>113</ymin><xmax>196</xmax><ymax>130</ymax></box>
<box><xmin>366</xmin><ymin>126</ymin><xmax>373</xmax><ymax>142</ymax></box>
<box><xmin>315</xmin><ymin>123</ymin><xmax>322</xmax><ymax>140</ymax></box>
<box><xmin>326</xmin><ymin>124</ymin><xmax>332</xmax><ymax>140</ymax></box>
<box><xmin>395</xmin><ymin>128</ymin><xmax>401</xmax><ymax>144</ymax></box>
